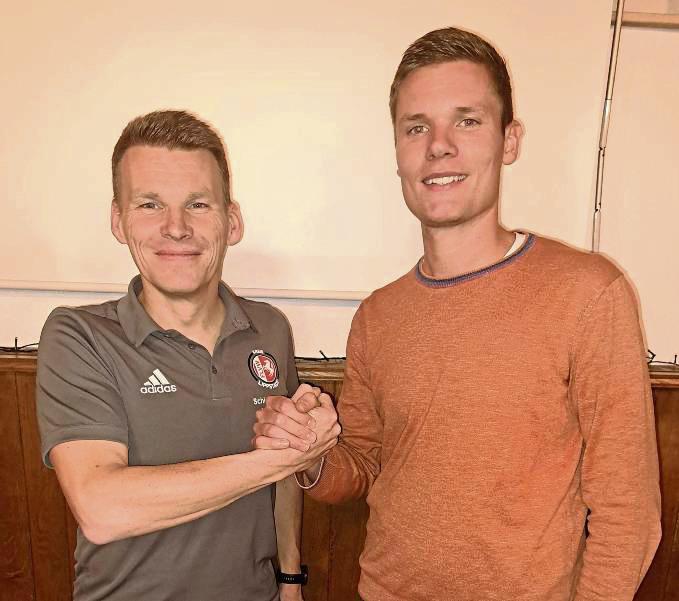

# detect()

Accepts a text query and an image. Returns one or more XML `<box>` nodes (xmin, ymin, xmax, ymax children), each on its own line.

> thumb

<box><xmin>292</xmin><ymin>383</ymin><xmax>317</xmax><ymax>402</ymax></box>
<box><xmin>295</xmin><ymin>392</ymin><xmax>320</xmax><ymax>413</ymax></box>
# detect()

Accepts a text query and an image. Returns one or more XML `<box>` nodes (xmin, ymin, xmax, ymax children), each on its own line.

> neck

<box><xmin>421</xmin><ymin>215</ymin><xmax>515</xmax><ymax>280</ymax></box>
<box><xmin>139</xmin><ymin>280</ymin><xmax>225</xmax><ymax>355</ymax></box>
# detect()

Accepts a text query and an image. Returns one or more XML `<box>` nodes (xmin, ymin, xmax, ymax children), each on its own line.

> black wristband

<box><xmin>276</xmin><ymin>564</ymin><xmax>308</xmax><ymax>585</ymax></box>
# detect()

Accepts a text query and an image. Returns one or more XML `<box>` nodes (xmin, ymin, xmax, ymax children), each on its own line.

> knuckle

<box><xmin>260</xmin><ymin>424</ymin><xmax>275</xmax><ymax>436</ymax></box>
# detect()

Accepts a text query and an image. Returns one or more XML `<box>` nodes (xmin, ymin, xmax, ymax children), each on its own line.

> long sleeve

<box><xmin>571</xmin><ymin>275</ymin><xmax>661</xmax><ymax>600</ymax></box>
<box><xmin>306</xmin><ymin>304</ymin><xmax>383</xmax><ymax>504</ymax></box>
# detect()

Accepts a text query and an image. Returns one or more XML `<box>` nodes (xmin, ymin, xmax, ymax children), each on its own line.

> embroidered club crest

<box><xmin>248</xmin><ymin>350</ymin><xmax>280</xmax><ymax>389</ymax></box>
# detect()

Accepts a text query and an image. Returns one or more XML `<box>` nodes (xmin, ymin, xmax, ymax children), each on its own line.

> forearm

<box><xmin>59</xmin><ymin>446</ymin><xmax>306</xmax><ymax>544</ymax></box>
<box><xmin>305</xmin><ymin>440</ymin><xmax>377</xmax><ymax>504</ymax></box>
<box><xmin>300</xmin><ymin>458</ymin><xmax>323</xmax><ymax>485</ymax></box>
<box><xmin>572</xmin><ymin>487</ymin><xmax>661</xmax><ymax>599</ymax></box>
<box><xmin>275</xmin><ymin>475</ymin><xmax>302</xmax><ymax>572</ymax></box>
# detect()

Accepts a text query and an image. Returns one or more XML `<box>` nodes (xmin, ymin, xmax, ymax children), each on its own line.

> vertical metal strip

<box><xmin>592</xmin><ymin>0</ymin><xmax>626</xmax><ymax>252</ymax></box>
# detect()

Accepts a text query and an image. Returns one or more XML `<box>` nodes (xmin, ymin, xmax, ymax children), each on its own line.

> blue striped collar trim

<box><xmin>415</xmin><ymin>233</ymin><xmax>536</xmax><ymax>288</ymax></box>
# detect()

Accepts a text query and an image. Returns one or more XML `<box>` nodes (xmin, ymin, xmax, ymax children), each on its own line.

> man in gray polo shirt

<box><xmin>36</xmin><ymin>110</ymin><xmax>340</xmax><ymax>601</ymax></box>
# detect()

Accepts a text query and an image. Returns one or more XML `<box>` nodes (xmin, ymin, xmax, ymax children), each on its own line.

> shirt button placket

<box><xmin>209</xmin><ymin>364</ymin><xmax>219</xmax><ymax>401</ymax></box>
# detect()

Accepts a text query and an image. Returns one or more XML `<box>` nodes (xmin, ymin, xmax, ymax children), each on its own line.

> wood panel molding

<box><xmin>649</xmin><ymin>366</ymin><xmax>679</xmax><ymax>389</ymax></box>
<box><xmin>5</xmin><ymin>353</ymin><xmax>675</xmax><ymax>384</ymax></box>
<box><xmin>614</xmin><ymin>11</ymin><xmax>679</xmax><ymax>29</ymax></box>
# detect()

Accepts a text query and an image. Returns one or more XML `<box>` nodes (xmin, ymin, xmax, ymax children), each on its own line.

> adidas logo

<box><xmin>140</xmin><ymin>369</ymin><xmax>177</xmax><ymax>394</ymax></box>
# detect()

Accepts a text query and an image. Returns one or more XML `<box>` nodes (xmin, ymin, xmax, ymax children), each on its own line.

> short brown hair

<box><xmin>389</xmin><ymin>27</ymin><xmax>514</xmax><ymax>129</ymax></box>
<box><xmin>112</xmin><ymin>110</ymin><xmax>231</xmax><ymax>204</ymax></box>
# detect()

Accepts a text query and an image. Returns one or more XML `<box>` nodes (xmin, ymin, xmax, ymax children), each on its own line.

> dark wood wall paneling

<box><xmin>0</xmin><ymin>362</ymin><xmax>34</xmax><ymax>601</ymax></box>
<box><xmin>1</xmin><ymin>355</ymin><xmax>677</xmax><ymax>601</ymax></box>
<box><xmin>636</xmin><ymin>370</ymin><xmax>679</xmax><ymax>601</ymax></box>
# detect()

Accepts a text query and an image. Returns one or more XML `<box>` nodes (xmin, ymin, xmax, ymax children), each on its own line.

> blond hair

<box><xmin>112</xmin><ymin>110</ymin><xmax>230</xmax><ymax>204</ymax></box>
<box><xmin>389</xmin><ymin>27</ymin><xmax>514</xmax><ymax>129</ymax></box>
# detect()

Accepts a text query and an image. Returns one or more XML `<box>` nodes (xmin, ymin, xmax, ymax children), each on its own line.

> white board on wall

<box><xmin>1</xmin><ymin>1</ymin><xmax>612</xmax><ymax>297</ymax></box>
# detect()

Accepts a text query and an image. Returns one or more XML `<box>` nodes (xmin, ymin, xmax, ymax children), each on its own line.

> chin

<box><xmin>144</xmin><ymin>276</ymin><xmax>206</xmax><ymax>297</ymax></box>
<box><xmin>418</xmin><ymin>212</ymin><xmax>466</xmax><ymax>228</ymax></box>
<box><xmin>406</xmin><ymin>200</ymin><xmax>463</xmax><ymax>227</ymax></box>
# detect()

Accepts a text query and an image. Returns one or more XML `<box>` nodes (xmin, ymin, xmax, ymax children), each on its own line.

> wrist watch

<box><xmin>276</xmin><ymin>564</ymin><xmax>308</xmax><ymax>585</ymax></box>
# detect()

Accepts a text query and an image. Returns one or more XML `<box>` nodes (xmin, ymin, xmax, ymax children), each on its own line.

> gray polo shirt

<box><xmin>36</xmin><ymin>276</ymin><xmax>299</xmax><ymax>601</ymax></box>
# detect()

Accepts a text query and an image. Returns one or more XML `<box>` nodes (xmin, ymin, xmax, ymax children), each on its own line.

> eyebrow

<box><xmin>132</xmin><ymin>191</ymin><xmax>161</xmax><ymax>201</ymax></box>
<box><xmin>130</xmin><ymin>189</ymin><xmax>212</xmax><ymax>202</ymax></box>
<box><xmin>186</xmin><ymin>190</ymin><xmax>209</xmax><ymax>202</ymax></box>
<box><xmin>398</xmin><ymin>106</ymin><xmax>488</xmax><ymax>125</ymax></box>
<box><xmin>455</xmin><ymin>106</ymin><xmax>486</xmax><ymax>115</ymax></box>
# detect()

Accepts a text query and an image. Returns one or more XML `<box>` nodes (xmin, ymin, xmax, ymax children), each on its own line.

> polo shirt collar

<box><xmin>218</xmin><ymin>282</ymin><xmax>257</xmax><ymax>338</ymax></box>
<box><xmin>117</xmin><ymin>276</ymin><xmax>255</xmax><ymax>348</ymax></box>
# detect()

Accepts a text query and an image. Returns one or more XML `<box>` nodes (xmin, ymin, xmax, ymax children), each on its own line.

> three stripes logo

<box><xmin>140</xmin><ymin>369</ymin><xmax>177</xmax><ymax>394</ymax></box>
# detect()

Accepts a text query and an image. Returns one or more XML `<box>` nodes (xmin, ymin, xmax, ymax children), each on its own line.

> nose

<box><xmin>160</xmin><ymin>207</ymin><xmax>192</xmax><ymax>241</ymax></box>
<box><xmin>427</xmin><ymin>124</ymin><xmax>458</xmax><ymax>160</ymax></box>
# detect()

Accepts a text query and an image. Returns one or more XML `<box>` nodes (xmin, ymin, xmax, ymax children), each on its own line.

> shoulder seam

<box><xmin>568</xmin><ymin>273</ymin><xmax>627</xmax><ymax>373</ymax></box>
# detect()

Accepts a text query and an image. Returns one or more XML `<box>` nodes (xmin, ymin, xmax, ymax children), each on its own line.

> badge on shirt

<box><xmin>248</xmin><ymin>350</ymin><xmax>280</xmax><ymax>389</ymax></box>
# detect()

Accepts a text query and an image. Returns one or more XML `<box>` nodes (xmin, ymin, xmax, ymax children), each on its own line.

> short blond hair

<box><xmin>112</xmin><ymin>110</ymin><xmax>231</xmax><ymax>204</ymax></box>
<box><xmin>389</xmin><ymin>27</ymin><xmax>514</xmax><ymax>129</ymax></box>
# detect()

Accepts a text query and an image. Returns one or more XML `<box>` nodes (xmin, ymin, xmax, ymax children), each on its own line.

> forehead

<box><xmin>118</xmin><ymin>145</ymin><xmax>220</xmax><ymax>190</ymax></box>
<box><xmin>395</xmin><ymin>60</ymin><xmax>500</xmax><ymax>117</ymax></box>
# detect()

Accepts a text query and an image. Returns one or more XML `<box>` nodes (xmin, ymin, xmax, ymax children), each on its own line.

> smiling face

<box><xmin>111</xmin><ymin>145</ymin><xmax>243</xmax><ymax>300</ymax></box>
<box><xmin>394</xmin><ymin>60</ymin><xmax>522</xmax><ymax>232</ymax></box>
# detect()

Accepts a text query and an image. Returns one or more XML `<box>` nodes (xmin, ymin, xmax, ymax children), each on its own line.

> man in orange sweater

<box><xmin>254</xmin><ymin>27</ymin><xmax>661</xmax><ymax>600</ymax></box>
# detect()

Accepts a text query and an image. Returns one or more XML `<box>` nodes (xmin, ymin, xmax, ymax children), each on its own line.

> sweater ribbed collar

<box><xmin>415</xmin><ymin>233</ymin><xmax>536</xmax><ymax>288</ymax></box>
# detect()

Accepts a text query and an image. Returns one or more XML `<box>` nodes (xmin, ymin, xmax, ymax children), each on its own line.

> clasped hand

<box><xmin>252</xmin><ymin>384</ymin><xmax>340</xmax><ymax>468</ymax></box>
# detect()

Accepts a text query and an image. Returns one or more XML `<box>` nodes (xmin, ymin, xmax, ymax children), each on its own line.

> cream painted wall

<box><xmin>599</xmin><ymin>25</ymin><xmax>679</xmax><ymax>363</ymax></box>
<box><xmin>3</xmin><ymin>2</ymin><xmax>674</xmax><ymax>361</ymax></box>
<box><xmin>1</xmin><ymin>0</ymin><xmax>611</xmax><ymax>296</ymax></box>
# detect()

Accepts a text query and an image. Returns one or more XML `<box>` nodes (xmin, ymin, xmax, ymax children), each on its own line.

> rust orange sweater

<box><xmin>307</xmin><ymin>236</ymin><xmax>660</xmax><ymax>601</ymax></box>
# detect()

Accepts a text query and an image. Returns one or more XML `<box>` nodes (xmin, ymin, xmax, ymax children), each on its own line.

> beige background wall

<box><xmin>1</xmin><ymin>1</ymin><xmax>676</xmax><ymax>361</ymax></box>
<box><xmin>599</xmin><ymin>21</ymin><xmax>679</xmax><ymax>363</ymax></box>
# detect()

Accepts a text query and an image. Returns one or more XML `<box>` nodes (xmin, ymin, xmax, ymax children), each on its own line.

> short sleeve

<box><xmin>37</xmin><ymin>308</ymin><xmax>129</xmax><ymax>467</ymax></box>
<box><xmin>284</xmin><ymin>322</ymin><xmax>299</xmax><ymax>395</ymax></box>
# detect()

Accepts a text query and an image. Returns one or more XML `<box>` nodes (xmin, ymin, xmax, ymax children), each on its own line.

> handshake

<box><xmin>252</xmin><ymin>384</ymin><xmax>342</xmax><ymax>484</ymax></box>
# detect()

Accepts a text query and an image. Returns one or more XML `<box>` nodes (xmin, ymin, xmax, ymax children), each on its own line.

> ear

<box><xmin>226</xmin><ymin>200</ymin><xmax>244</xmax><ymax>246</ymax></box>
<box><xmin>502</xmin><ymin>120</ymin><xmax>524</xmax><ymax>166</ymax></box>
<box><xmin>110</xmin><ymin>199</ymin><xmax>128</xmax><ymax>245</ymax></box>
